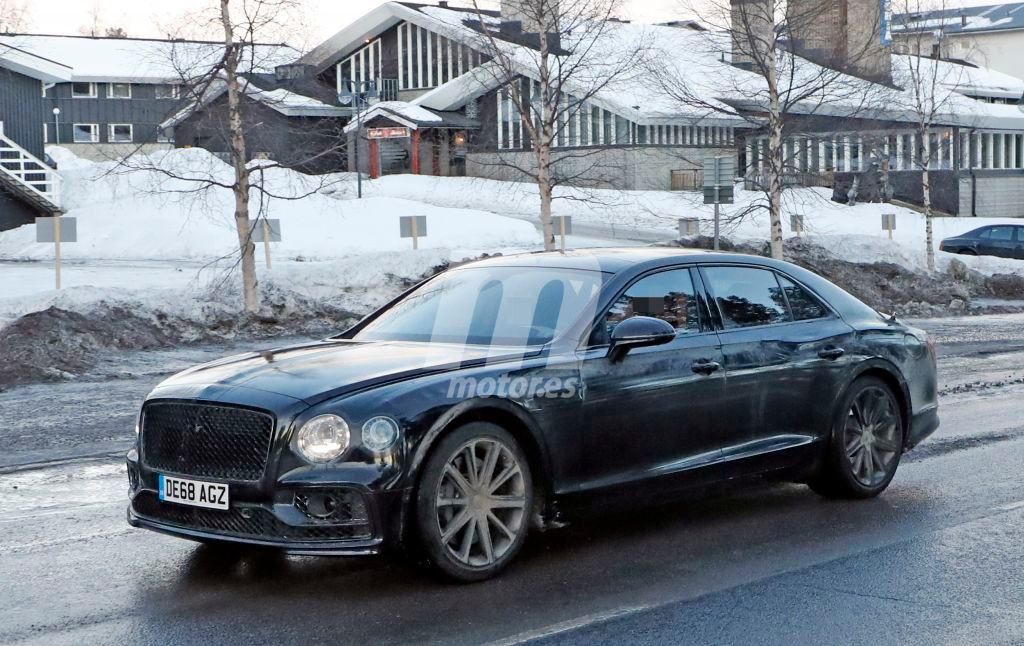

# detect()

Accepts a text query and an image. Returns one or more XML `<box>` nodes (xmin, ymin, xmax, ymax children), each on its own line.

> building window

<box><xmin>395</xmin><ymin>22</ymin><xmax>482</xmax><ymax>91</ymax></box>
<box><xmin>107</xmin><ymin>83</ymin><xmax>132</xmax><ymax>99</ymax></box>
<box><xmin>72</xmin><ymin>82</ymin><xmax>97</xmax><ymax>98</ymax></box>
<box><xmin>73</xmin><ymin>123</ymin><xmax>99</xmax><ymax>142</ymax></box>
<box><xmin>108</xmin><ymin>124</ymin><xmax>133</xmax><ymax>143</ymax></box>
<box><xmin>155</xmin><ymin>84</ymin><xmax>179</xmax><ymax>99</ymax></box>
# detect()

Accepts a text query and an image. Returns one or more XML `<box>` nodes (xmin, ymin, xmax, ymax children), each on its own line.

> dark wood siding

<box><xmin>45</xmin><ymin>82</ymin><xmax>186</xmax><ymax>144</ymax></box>
<box><xmin>0</xmin><ymin>185</ymin><xmax>41</xmax><ymax>230</ymax></box>
<box><xmin>0</xmin><ymin>67</ymin><xmax>46</xmax><ymax>158</ymax></box>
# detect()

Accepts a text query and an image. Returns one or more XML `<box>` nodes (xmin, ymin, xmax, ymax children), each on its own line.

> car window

<box><xmin>603</xmin><ymin>269</ymin><xmax>700</xmax><ymax>339</ymax></box>
<box><xmin>777</xmin><ymin>275</ymin><xmax>830</xmax><ymax>321</ymax></box>
<box><xmin>703</xmin><ymin>266</ymin><xmax>792</xmax><ymax>329</ymax></box>
<box><xmin>985</xmin><ymin>226</ymin><xmax>1015</xmax><ymax>241</ymax></box>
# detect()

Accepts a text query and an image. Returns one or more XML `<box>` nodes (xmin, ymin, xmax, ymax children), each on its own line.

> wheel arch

<box><xmin>846</xmin><ymin>360</ymin><xmax>912</xmax><ymax>440</ymax></box>
<box><xmin>399</xmin><ymin>399</ymin><xmax>554</xmax><ymax>542</ymax></box>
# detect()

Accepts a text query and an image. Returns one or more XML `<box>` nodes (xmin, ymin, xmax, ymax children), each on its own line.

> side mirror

<box><xmin>608</xmin><ymin>316</ymin><xmax>676</xmax><ymax>362</ymax></box>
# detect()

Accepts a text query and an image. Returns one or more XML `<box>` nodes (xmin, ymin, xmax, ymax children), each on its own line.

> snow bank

<box><xmin>348</xmin><ymin>174</ymin><xmax>1024</xmax><ymax>276</ymax></box>
<box><xmin>0</xmin><ymin>149</ymin><xmax>539</xmax><ymax>262</ymax></box>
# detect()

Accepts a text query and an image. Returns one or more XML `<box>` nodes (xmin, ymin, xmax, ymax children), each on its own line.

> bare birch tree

<box><xmin>470</xmin><ymin>0</ymin><xmax>648</xmax><ymax>250</ymax></box>
<box><xmin>652</xmin><ymin>0</ymin><xmax>890</xmax><ymax>259</ymax></box>
<box><xmin>891</xmin><ymin>0</ymin><xmax>973</xmax><ymax>272</ymax></box>
<box><xmin>112</xmin><ymin>0</ymin><xmax>347</xmax><ymax>314</ymax></box>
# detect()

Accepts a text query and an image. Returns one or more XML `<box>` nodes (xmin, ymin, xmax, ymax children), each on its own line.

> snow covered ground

<box><xmin>350</xmin><ymin>174</ymin><xmax>1024</xmax><ymax>275</ymax></box>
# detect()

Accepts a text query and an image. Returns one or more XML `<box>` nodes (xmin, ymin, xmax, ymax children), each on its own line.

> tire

<box><xmin>809</xmin><ymin>376</ymin><xmax>904</xmax><ymax>499</ymax></box>
<box><xmin>960</xmin><ymin>249</ymin><xmax>978</xmax><ymax>256</ymax></box>
<box><xmin>414</xmin><ymin>422</ymin><xmax>534</xmax><ymax>582</ymax></box>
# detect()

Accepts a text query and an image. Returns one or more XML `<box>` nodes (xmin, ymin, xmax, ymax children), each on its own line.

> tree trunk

<box><xmin>221</xmin><ymin>0</ymin><xmax>258</xmax><ymax>313</ymax></box>
<box><xmin>764</xmin><ymin>42</ymin><xmax>785</xmax><ymax>260</ymax></box>
<box><xmin>923</xmin><ymin>166</ymin><xmax>935</xmax><ymax>272</ymax></box>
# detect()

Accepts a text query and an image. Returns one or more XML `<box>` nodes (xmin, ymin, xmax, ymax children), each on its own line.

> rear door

<box><xmin>977</xmin><ymin>226</ymin><xmax>1016</xmax><ymax>258</ymax></box>
<box><xmin>699</xmin><ymin>265</ymin><xmax>855</xmax><ymax>462</ymax></box>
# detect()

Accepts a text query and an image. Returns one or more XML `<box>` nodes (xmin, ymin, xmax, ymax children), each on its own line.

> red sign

<box><xmin>367</xmin><ymin>127</ymin><xmax>411</xmax><ymax>140</ymax></box>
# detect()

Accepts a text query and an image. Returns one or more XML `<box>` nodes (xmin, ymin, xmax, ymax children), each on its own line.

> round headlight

<box><xmin>362</xmin><ymin>416</ymin><xmax>400</xmax><ymax>452</ymax></box>
<box><xmin>296</xmin><ymin>414</ymin><xmax>350</xmax><ymax>463</ymax></box>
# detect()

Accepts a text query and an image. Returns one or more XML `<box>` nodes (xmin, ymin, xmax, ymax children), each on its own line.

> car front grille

<box><xmin>132</xmin><ymin>491</ymin><xmax>372</xmax><ymax>542</ymax></box>
<box><xmin>141</xmin><ymin>401</ymin><xmax>274</xmax><ymax>481</ymax></box>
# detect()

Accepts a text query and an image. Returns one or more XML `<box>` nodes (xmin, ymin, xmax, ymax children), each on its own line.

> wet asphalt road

<box><xmin>2</xmin><ymin>315</ymin><xmax>1024</xmax><ymax>645</ymax></box>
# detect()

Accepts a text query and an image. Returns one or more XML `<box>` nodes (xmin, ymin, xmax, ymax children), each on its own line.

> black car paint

<box><xmin>940</xmin><ymin>225</ymin><xmax>1024</xmax><ymax>260</ymax></box>
<box><xmin>127</xmin><ymin>249</ymin><xmax>939</xmax><ymax>554</ymax></box>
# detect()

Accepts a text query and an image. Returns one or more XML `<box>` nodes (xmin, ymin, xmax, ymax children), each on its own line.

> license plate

<box><xmin>159</xmin><ymin>474</ymin><xmax>229</xmax><ymax>510</ymax></box>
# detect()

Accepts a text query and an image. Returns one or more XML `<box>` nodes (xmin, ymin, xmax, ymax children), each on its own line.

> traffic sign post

<box><xmin>250</xmin><ymin>218</ymin><xmax>282</xmax><ymax>269</ymax></box>
<box><xmin>790</xmin><ymin>214</ymin><xmax>805</xmax><ymax>236</ymax></box>
<box><xmin>882</xmin><ymin>213</ymin><xmax>896</xmax><ymax>240</ymax></box>
<box><xmin>703</xmin><ymin>156</ymin><xmax>736</xmax><ymax>251</ymax></box>
<box><xmin>552</xmin><ymin>216</ymin><xmax>572</xmax><ymax>252</ymax></box>
<box><xmin>400</xmin><ymin>215</ymin><xmax>428</xmax><ymax>249</ymax></box>
<box><xmin>36</xmin><ymin>216</ymin><xmax>77</xmax><ymax>290</ymax></box>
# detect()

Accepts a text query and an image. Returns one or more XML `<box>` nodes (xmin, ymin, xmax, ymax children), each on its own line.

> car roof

<box><xmin>456</xmin><ymin>247</ymin><xmax>781</xmax><ymax>274</ymax></box>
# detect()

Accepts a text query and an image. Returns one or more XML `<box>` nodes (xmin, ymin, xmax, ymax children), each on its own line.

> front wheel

<box><xmin>414</xmin><ymin>423</ymin><xmax>533</xmax><ymax>582</ymax></box>
<box><xmin>810</xmin><ymin>376</ymin><xmax>904</xmax><ymax>499</ymax></box>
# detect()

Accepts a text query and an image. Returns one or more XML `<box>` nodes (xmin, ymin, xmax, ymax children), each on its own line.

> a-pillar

<box><xmin>368</xmin><ymin>138</ymin><xmax>381</xmax><ymax>179</ymax></box>
<box><xmin>411</xmin><ymin>129</ymin><xmax>422</xmax><ymax>175</ymax></box>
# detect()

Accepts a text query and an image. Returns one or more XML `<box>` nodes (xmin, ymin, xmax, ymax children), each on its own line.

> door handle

<box><xmin>818</xmin><ymin>347</ymin><xmax>845</xmax><ymax>360</ymax></box>
<box><xmin>691</xmin><ymin>359</ymin><xmax>722</xmax><ymax>375</ymax></box>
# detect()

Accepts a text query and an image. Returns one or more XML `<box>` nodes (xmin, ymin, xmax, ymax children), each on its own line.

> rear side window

<box><xmin>703</xmin><ymin>266</ymin><xmax>791</xmax><ymax>329</ymax></box>
<box><xmin>981</xmin><ymin>226</ymin><xmax>1014</xmax><ymax>241</ymax></box>
<box><xmin>603</xmin><ymin>268</ymin><xmax>701</xmax><ymax>338</ymax></box>
<box><xmin>777</xmin><ymin>275</ymin><xmax>830</xmax><ymax>321</ymax></box>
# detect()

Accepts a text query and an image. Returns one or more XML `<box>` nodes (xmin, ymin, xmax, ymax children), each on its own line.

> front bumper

<box><xmin>907</xmin><ymin>404</ymin><xmax>940</xmax><ymax>450</ymax></box>
<box><xmin>126</xmin><ymin>450</ymin><xmax>406</xmax><ymax>555</ymax></box>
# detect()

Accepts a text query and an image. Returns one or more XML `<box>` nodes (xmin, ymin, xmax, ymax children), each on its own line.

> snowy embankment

<box><xmin>349</xmin><ymin>174</ymin><xmax>1024</xmax><ymax>276</ymax></box>
<box><xmin>0</xmin><ymin>148</ymin><xmax>541</xmax><ymax>334</ymax></box>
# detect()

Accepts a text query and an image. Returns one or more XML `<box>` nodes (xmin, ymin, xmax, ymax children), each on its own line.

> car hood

<box><xmin>152</xmin><ymin>339</ymin><xmax>540</xmax><ymax>405</ymax></box>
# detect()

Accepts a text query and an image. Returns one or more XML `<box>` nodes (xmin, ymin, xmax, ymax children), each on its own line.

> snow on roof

<box><xmin>160</xmin><ymin>78</ymin><xmax>348</xmax><ymax>129</ymax></box>
<box><xmin>342</xmin><ymin>101</ymin><xmax>443</xmax><ymax>134</ymax></box>
<box><xmin>0</xmin><ymin>42</ymin><xmax>73</xmax><ymax>83</ymax></box>
<box><xmin>0</xmin><ymin>34</ymin><xmax>295</xmax><ymax>83</ymax></box>
<box><xmin>894</xmin><ymin>2</ymin><xmax>1024</xmax><ymax>35</ymax></box>
<box><xmin>307</xmin><ymin>2</ymin><xmax>1024</xmax><ymax>130</ymax></box>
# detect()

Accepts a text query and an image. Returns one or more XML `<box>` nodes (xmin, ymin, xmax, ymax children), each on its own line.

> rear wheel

<box><xmin>810</xmin><ymin>376</ymin><xmax>904</xmax><ymax>499</ymax></box>
<box><xmin>960</xmin><ymin>249</ymin><xmax>978</xmax><ymax>256</ymax></box>
<box><xmin>414</xmin><ymin>423</ymin><xmax>533</xmax><ymax>582</ymax></box>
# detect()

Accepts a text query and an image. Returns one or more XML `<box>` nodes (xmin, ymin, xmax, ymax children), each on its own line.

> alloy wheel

<box><xmin>843</xmin><ymin>386</ymin><xmax>901</xmax><ymax>487</ymax></box>
<box><xmin>434</xmin><ymin>438</ymin><xmax>527</xmax><ymax>568</ymax></box>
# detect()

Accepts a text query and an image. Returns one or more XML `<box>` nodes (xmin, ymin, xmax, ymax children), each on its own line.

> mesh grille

<box><xmin>141</xmin><ymin>402</ymin><xmax>274</xmax><ymax>481</ymax></box>
<box><xmin>132</xmin><ymin>491</ymin><xmax>372</xmax><ymax>542</ymax></box>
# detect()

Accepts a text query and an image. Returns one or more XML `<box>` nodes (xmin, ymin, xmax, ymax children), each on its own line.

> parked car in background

<box><xmin>127</xmin><ymin>249</ymin><xmax>940</xmax><ymax>581</ymax></box>
<box><xmin>940</xmin><ymin>225</ymin><xmax>1024</xmax><ymax>259</ymax></box>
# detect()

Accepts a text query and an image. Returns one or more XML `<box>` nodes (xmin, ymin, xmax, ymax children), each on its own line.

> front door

<box><xmin>579</xmin><ymin>267</ymin><xmax>726</xmax><ymax>490</ymax></box>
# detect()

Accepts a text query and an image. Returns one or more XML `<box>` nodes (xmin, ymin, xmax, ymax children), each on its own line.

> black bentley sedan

<box><xmin>127</xmin><ymin>249</ymin><xmax>939</xmax><ymax>581</ymax></box>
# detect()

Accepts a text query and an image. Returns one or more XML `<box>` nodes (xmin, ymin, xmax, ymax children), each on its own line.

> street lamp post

<box><xmin>338</xmin><ymin>80</ymin><xmax>380</xmax><ymax>199</ymax></box>
<box><xmin>52</xmin><ymin>107</ymin><xmax>61</xmax><ymax>145</ymax></box>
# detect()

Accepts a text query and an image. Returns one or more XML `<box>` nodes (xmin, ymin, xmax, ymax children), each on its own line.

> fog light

<box><xmin>362</xmin><ymin>416</ymin><xmax>399</xmax><ymax>452</ymax></box>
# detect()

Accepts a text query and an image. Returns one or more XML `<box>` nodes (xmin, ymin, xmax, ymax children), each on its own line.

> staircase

<box><xmin>0</xmin><ymin>128</ymin><xmax>62</xmax><ymax>215</ymax></box>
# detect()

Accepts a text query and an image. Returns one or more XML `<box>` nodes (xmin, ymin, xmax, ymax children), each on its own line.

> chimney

<box><xmin>787</xmin><ymin>0</ymin><xmax>892</xmax><ymax>84</ymax></box>
<box><xmin>730</xmin><ymin>0</ymin><xmax>773</xmax><ymax>71</ymax></box>
<box><xmin>500</xmin><ymin>0</ymin><xmax>561</xmax><ymax>51</ymax></box>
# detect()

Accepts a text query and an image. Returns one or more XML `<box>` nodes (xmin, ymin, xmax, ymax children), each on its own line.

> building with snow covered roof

<box><xmin>0</xmin><ymin>42</ymin><xmax>68</xmax><ymax>230</ymax></box>
<box><xmin>0</xmin><ymin>33</ymin><xmax>295</xmax><ymax>161</ymax></box>
<box><xmin>893</xmin><ymin>2</ymin><xmax>1024</xmax><ymax>82</ymax></box>
<box><xmin>293</xmin><ymin>0</ymin><xmax>1024</xmax><ymax>216</ymax></box>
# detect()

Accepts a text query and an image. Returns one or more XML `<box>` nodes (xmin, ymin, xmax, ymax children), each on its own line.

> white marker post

<box><xmin>249</xmin><ymin>218</ymin><xmax>282</xmax><ymax>269</ymax></box>
<box><xmin>678</xmin><ymin>218</ymin><xmax>700</xmax><ymax>238</ymax></box>
<box><xmin>400</xmin><ymin>216</ymin><xmax>428</xmax><ymax>250</ymax></box>
<box><xmin>552</xmin><ymin>216</ymin><xmax>572</xmax><ymax>252</ymax></box>
<box><xmin>36</xmin><ymin>216</ymin><xmax>77</xmax><ymax>290</ymax></box>
<box><xmin>882</xmin><ymin>213</ymin><xmax>896</xmax><ymax>240</ymax></box>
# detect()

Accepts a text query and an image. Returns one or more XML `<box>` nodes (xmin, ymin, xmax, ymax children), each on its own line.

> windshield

<box><xmin>354</xmin><ymin>266</ymin><xmax>607</xmax><ymax>347</ymax></box>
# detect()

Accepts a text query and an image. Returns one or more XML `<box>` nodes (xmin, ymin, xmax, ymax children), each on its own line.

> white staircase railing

<box><xmin>0</xmin><ymin>124</ymin><xmax>62</xmax><ymax>211</ymax></box>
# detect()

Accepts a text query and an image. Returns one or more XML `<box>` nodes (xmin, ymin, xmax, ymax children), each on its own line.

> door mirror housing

<box><xmin>608</xmin><ymin>316</ymin><xmax>677</xmax><ymax>362</ymax></box>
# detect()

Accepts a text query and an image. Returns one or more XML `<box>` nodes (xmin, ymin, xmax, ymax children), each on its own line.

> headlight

<box><xmin>362</xmin><ymin>416</ymin><xmax>400</xmax><ymax>452</ymax></box>
<box><xmin>296</xmin><ymin>414</ymin><xmax>350</xmax><ymax>463</ymax></box>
